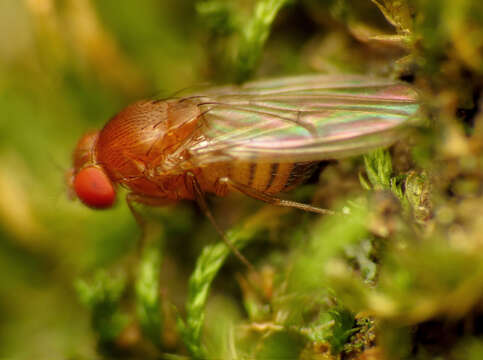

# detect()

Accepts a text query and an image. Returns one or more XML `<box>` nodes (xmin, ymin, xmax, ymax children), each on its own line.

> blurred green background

<box><xmin>1</xmin><ymin>1</ymin><xmax>205</xmax><ymax>358</ymax></box>
<box><xmin>1</xmin><ymin>0</ymin><xmax>483</xmax><ymax>359</ymax></box>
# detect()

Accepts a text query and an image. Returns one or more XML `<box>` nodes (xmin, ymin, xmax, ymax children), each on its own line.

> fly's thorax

<box><xmin>91</xmin><ymin>98</ymin><xmax>204</xmax><ymax>200</ymax></box>
<box><xmin>96</xmin><ymin>100</ymin><xmax>168</xmax><ymax>179</ymax></box>
<box><xmin>95</xmin><ymin>99</ymin><xmax>202</xmax><ymax>181</ymax></box>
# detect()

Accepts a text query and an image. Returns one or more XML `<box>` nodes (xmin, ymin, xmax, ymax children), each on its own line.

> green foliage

<box><xmin>135</xmin><ymin>236</ymin><xmax>164</xmax><ymax>348</ymax></box>
<box><xmin>197</xmin><ymin>0</ymin><xmax>293</xmax><ymax>81</ymax></box>
<box><xmin>235</xmin><ymin>0</ymin><xmax>293</xmax><ymax>82</ymax></box>
<box><xmin>196</xmin><ymin>1</ymin><xmax>238</xmax><ymax>35</ymax></box>
<box><xmin>75</xmin><ymin>271</ymin><xmax>129</xmax><ymax>344</ymax></box>
<box><xmin>361</xmin><ymin>149</ymin><xmax>394</xmax><ymax>190</ymax></box>
<box><xmin>2</xmin><ymin>0</ymin><xmax>483</xmax><ymax>359</ymax></box>
<box><xmin>178</xmin><ymin>207</ymin><xmax>288</xmax><ymax>359</ymax></box>
<box><xmin>326</xmin><ymin>307</ymin><xmax>356</xmax><ymax>354</ymax></box>
<box><xmin>256</xmin><ymin>330</ymin><xmax>307</xmax><ymax>360</ymax></box>
<box><xmin>360</xmin><ymin>149</ymin><xmax>404</xmax><ymax>199</ymax></box>
<box><xmin>290</xmin><ymin>202</ymin><xmax>370</xmax><ymax>293</ymax></box>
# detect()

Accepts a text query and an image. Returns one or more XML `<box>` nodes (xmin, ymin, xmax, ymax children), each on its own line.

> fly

<box><xmin>67</xmin><ymin>74</ymin><xmax>419</xmax><ymax>263</ymax></box>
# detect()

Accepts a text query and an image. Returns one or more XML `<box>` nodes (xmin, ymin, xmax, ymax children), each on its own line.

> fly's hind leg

<box><xmin>185</xmin><ymin>172</ymin><xmax>258</xmax><ymax>274</ymax></box>
<box><xmin>219</xmin><ymin>177</ymin><xmax>334</xmax><ymax>215</ymax></box>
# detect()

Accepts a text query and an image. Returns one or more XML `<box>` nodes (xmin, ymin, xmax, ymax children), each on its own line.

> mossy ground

<box><xmin>1</xmin><ymin>1</ymin><xmax>482</xmax><ymax>359</ymax></box>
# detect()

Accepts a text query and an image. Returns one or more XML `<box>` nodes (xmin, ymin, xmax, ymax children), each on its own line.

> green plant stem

<box><xmin>236</xmin><ymin>0</ymin><xmax>292</xmax><ymax>82</ymax></box>
<box><xmin>75</xmin><ymin>271</ymin><xmax>129</xmax><ymax>345</ymax></box>
<box><xmin>179</xmin><ymin>207</ymin><xmax>289</xmax><ymax>359</ymax></box>
<box><xmin>135</xmin><ymin>230</ymin><xmax>164</xmax><ymax>348</ymax></box>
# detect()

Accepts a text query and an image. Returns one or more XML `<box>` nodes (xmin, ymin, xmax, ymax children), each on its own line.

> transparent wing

<box><xmin>187</xmin><ymin>74</ymin><xmax>420</xmax><ymax>165</ymax></box>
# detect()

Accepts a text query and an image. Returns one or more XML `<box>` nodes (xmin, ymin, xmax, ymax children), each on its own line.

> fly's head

<box><xmin>67</xmin><ymin>130</ymin><xmax>116</xmax><ymax>209</ymax></box>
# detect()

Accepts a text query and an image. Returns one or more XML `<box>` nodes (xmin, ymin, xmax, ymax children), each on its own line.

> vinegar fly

<box><xmin>67</xmin><ymin>74</ymin><xmax>419</xmax><ymax>259</ymax></box>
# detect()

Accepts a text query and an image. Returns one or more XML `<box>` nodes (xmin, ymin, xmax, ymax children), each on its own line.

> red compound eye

<box><xmin>74</xmin><ymin>166</ymin><xmax>115</xmax><ymax>209</ymax></box>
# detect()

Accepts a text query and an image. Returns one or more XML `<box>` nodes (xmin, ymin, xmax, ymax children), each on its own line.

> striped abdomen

<box><xmin>200</xmin><ymin>160</ymin><xmax>319</xmax><ymax>196</ymax></box>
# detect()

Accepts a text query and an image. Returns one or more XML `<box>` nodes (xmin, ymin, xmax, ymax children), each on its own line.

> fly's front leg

<box><xmin>219</xmin><ymin>177</ymin><xmax>335</xmax><ymax>215</ymax></box>
<box><xmin>126</xmin><ymin>193</ymin><xmax>174</xmax><ymax>227</ymax></box>
<box><xmin>126</xmin><ymin>192</ymin><xmax>175</xmax><ymax>249</ymax></box>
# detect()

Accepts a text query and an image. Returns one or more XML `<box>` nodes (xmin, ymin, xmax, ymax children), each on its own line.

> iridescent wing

<box><xmin>187</xmin><ymin>74</ymin><xmax>420</xmax><ymax>165</ymax></box>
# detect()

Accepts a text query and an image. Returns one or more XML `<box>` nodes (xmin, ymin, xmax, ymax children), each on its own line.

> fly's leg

<box><xmin>126</xmin><ymin>193</ymin><xmax>174</xmax><ymax>250</ymax></box>
<box><xmin>219</xmin><ymin>177</ymin><xmax>335</xmax><ymax>215</ymax></box>
<box><xmin>186</xmin><ymin>172</ymin><xmax>271</xmax><ymax>303</ymax></box>
<box><xmin>127</xmin><ymin>193</ymin><xmax>175</xmax><ymax>226</ymax></box>
<box><xmin>185</xmin><ymin>172</ymin><xmax>257</xmax><ymax>274</ymax></box>
<box><xmin>126</xmin><ymin>193</ymin><xmax>146</xmax><ymax>230</ymax></box>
